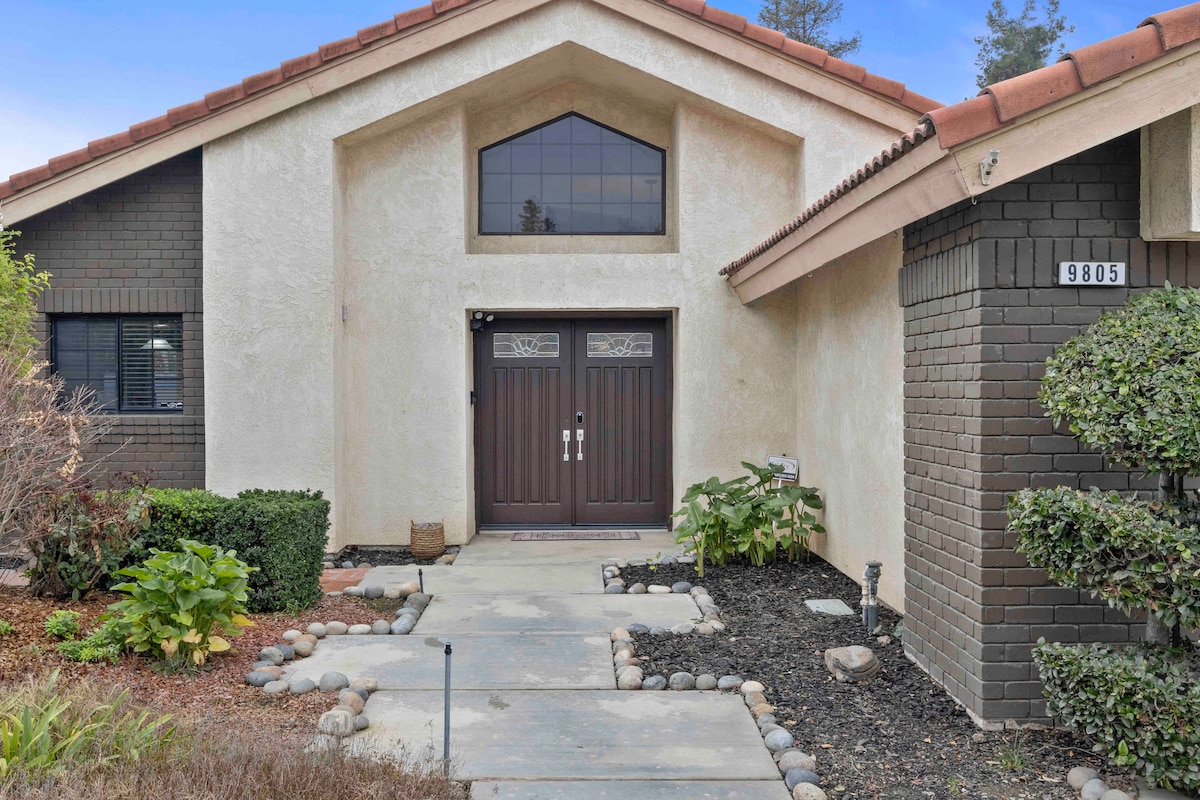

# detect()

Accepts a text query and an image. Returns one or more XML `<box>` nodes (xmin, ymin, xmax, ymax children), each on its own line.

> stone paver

<box><xmin>362</xmin><ymin>563</ymin><xmax>603</xmax><ymax>594</ymax></box>
<box><xmin>358</xmin><ymin>690</ymin><xmax>781</xmax><ymax>781</ymax></box>
<box><xmin>413</xmin><ymin>592</ymin><xmax>700</xmax><ymax>634</ymax></box>
<box><xmin>285</xmin><ymin>633</ymin><xmax>614</xmax><ymax>690</ymax></box>
<box><xmin>473</xmin><ymin>780</ymin><xmax>793</xmax><ymax>799</ymax></box>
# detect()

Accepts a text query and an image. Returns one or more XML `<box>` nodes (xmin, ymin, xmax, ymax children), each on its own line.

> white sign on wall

<box><xmin>767</xmin><ymin>455</ymin><xmax>798</xmax><ymax>482</ymax></box>
<box><xmin>1056</xmin><ymin>262</ymin><xmax>1127</xmax><ymax>286</ymax></box>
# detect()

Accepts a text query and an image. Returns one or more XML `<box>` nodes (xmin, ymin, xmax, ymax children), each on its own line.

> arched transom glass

<box><xmin>479</xmin><ymin>113</ymin><xmax>665</xmax><ymax>235</ymax></box>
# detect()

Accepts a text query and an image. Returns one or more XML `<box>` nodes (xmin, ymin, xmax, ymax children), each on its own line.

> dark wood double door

<box><xmin>476</xmin><ymin>317</ymin><xmax>671</xmax><ymax>527</ymax></box>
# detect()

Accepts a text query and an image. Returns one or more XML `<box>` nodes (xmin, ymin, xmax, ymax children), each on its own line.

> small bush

<box><xmin>144</xmin><ymin>489</ymin><xmax>328</xmax><ymax>612</ymax></box>
<box><xmin>0</xmin><ymin>670</ymin><xmax>173</xmax><ymax>781</ymax></box>
<box><xmin>42</xmin><ymin>610</ymin><xmax>81</xmax><ymax>641</ymax></box>
<box><xmin>111</xmin><ymin>540</ymin><xmax>255</xmax><ymax>673</ymax></box>
<box><xmin>1008</xmin><ymin>488</ymin><xmax>1200</xmax><ymax>630</ymax></box>
<box><xmin>57</xmin><ymin>618</ymin><xmax>128</xmax><ymax>664</ymax></box>
<box><xmin>25</xmin><ymin>482</ymin><xmax>150</xmax><ymax>601</ymax></box>
<box><xmin>1035</xmin><ymin>641</ymin><xmax>1200</xmax><ymax>793</ymax></box>
<box><xmin>673</xmin><ymin>462</ymin><xmax>824</xmax><ymax>577</ymax></box>
<box><xmin>0</xmin><ymin>619</ymin><xmax>13</xmax><ymax>636</ymax></box>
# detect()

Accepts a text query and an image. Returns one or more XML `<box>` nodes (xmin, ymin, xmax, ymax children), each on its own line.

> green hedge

<box><xmin>1035</xmin><ymin>641</ymin><xmax>1200</xmax><ymax>793</ymax></box>
<box><xmin>1008</xmin><ymin>487</ymin><xmax>1200</xmax><ymax>631</ymax></box>
<box><xmin>139</xmin><ymin>489</ymin><xmax>329</xmax><ymax>613</ymax></box>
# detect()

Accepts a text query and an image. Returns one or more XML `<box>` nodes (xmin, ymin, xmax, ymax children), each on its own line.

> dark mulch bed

<box><xmin>329</xmin><ymin>546</ymin><xmax>444</xmax><ymax>567</ymax></box>
<box><xmin>623</xmin><ymin>558</ymin><xmax>1124</xmax><ymax>800</ymax></box>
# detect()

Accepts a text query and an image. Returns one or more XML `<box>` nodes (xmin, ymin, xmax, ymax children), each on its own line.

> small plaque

<box><xmin>1056</xmin><ymin>262</ymin><xmax>1127</xmax><ymax>286</ymax></box>
<box><xmin>767</xmin><ymin>455</ymin><xmax>798</xmax><ymax>482</ymax></box>
<box><xmin>805</xmin><ymin>598</ymin><xmax>855</xmax><ymax>616</ymax></box>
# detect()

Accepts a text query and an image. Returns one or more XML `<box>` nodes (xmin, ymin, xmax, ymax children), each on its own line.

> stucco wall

<box><xmin>202</xmin><ymin>0</ymin><xmax>908</xmax><ymax>548</ymax></box>
<box><xmin>792</xmin><ymin>235</ymin><xmax>906</xmax><ymax>609</ymax></box>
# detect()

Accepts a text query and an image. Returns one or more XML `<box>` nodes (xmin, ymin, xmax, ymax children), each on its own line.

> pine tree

<box><xmin>758</xmin><ymin>0</ymin><xmax>861</xmax><ymax>58</ymax></box>
<box><xmin>974</xmin><ymin>0</ymin><xmax>1073</xmax><ymax>90</ymax></box>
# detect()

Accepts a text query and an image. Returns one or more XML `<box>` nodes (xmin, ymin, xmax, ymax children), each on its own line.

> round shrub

<box><xmin>1040</xmin><ymin>285</ymin><xmax>1200</xmax><ymax>476</ymax></box>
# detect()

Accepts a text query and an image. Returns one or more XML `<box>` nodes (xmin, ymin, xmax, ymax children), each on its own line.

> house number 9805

<box><xmin>1056</xmin><ymin>262</ymin><xmax>1127</xmax><ymax>286</ymax></box>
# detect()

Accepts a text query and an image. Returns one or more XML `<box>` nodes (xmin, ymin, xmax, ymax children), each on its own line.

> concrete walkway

<box><xmin>312</xmin><ymin>531</ymin><xmax>791</xmax><ymax>798</ymax></box>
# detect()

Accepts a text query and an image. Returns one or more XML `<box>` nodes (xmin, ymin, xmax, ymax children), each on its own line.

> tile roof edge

<box><xmin>721</xmin><ymin>1</ymin><xmax>1200</xmax><ymax>281</ymax></box>
<box><xmin>0</xmin><ymin>0</ymin><xmax>935</xmax><ymax>205</ymax></box>
<box><xmin>719</xmin><ymin>120</ymin><xmax>937</xmax><ymax>277</ymax></box>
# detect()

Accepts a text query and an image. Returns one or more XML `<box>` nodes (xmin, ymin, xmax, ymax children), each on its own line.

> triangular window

<box><xmin>479</xmin><ymin>113</ymin><xmax>665</xmax><ymax>235</ymax></box>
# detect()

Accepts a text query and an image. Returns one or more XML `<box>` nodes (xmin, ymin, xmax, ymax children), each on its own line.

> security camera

<box><xmin>979</xmin><ymin>149</ymin><xmax>1000</xmax><ymax>186</ymax></box>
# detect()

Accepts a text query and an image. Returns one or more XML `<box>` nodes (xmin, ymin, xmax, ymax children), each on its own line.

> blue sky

<box><xmin>0</xmin><ymin>0</ymin><xmax>1170</xmax><ymax>180</ymax></box>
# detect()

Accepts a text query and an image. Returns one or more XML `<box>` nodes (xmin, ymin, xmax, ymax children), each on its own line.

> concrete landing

<box><xmin>414</xmin><ymin>593</ymin><xmax>700</xmax><ymax>634</ymax></box>
<box><xmin>452</xmin><ymin>531</ymin><xmax>682</xmax><ymax>567</ymax></box>
<box><xmin>359</xmin><ymin>690</ymin><xmax>781</xmax><ymax>781</ymax></box>
<box><xmin>361</xmin><ymin>564</ymin><xmax>603</xmax><ymax>594</ymax></box>
<box><xmin>473</xmin><ymin>781</ymin><xmax>793</xmax><ymax>799</ymax></box>
<box><xmin>284</xmin><ymin>634</ymin><xmax>614</xmax><ymax>690</ymax></box>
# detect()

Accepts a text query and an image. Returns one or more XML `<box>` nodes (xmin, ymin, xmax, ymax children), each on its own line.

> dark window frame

<box><xmin>477</xmin><ymin>112</ymin><xmax>667</xmax><ymax>237</ymax></box>
<box><xmin>50</xmin><ymin>314</ymin><xmax>185</xmax><ymax>415</ymax></box>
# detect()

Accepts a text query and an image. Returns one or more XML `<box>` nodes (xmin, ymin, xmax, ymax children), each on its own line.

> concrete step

<box><xmin>414</xmin><ymin>592</ymin><xmax>700</xmax><ymax>634</ymax></box>
<box><xmin>471</xmin><ymin>780</ymin><xmax>792</xmax><ymax>799</ymax></box>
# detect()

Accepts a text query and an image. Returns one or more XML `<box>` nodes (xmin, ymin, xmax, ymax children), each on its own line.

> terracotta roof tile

<box><xmin>48</xmin><ymin>148</ymin><xmax>92</xmax><ymax>175</ymax></box>
<box><xmin>780</xmin><ymin>38</ymin><xmax>827</xmax><ymax>67</ymax></box>
<box><xmin>743</xmin><ymin>22</ymin><xmax>785</xmax><ymax>49</ymax></box>
<box><xmin>1062</xmin><ymin>24</ymin><xmax>1163</xmax><ymax>87</ymax></box>
<box><xmin>9</xmin><ymin>165</ymin><xmax>54</xmax><ymax>192</ymax></box>
<box><xmin>3</xmin><ymin>0</ymin><xmax>937</xmax><ymax>203</ymax></box>
<box><xmin>665</xmin><ymin>0</ymin><xmax>705</xmax><ymax>15</ymax></box>
<box><xmin>358</xmin><ymin>19</ymin><xmax>399</xmax><ymax>45</ymax></box>
<box><xmin>395</xmin><ymin>4</ymin><xmax>437</xmax><ymax>30</ymax></box>
<box><xmin>700</xmin><ymin>5</ymin><xmax>746</xmax><ymax>33</ymax></box>
<box><xmin>128</xmin><ymin>114</ymin><xmax>171</xmax><ymax>142</ymax></box>
<box><xmin>984</xmin><ymin>60</ymin><xmax>1082</xmax><ymax>122</ymax></box>
<box><xmin>1142</xmin><ymin>5</ymin><xmax>1200</xmax><ymax>49</ymax></box>
<box><xmin>0</xmin><ymin>182</ymin><xmax>13</xmax><ymax>201</ymax></box>
<box><xmin>243</xmin><ymin>67</ymin><xmax>285</xmax><ymax>94</ymax></box>
<box><xmin>281</xmin><ymin>51</ymin><xmax>323</xmax><ymax>79</ymax></box>
<box><xmin>861</xmin><ymin>73</ymin><xmax>905</xmax><ymax>100</ymax></box>
<box><xmin>822</xmin><ymin>56</ymin><xmax>866</xmax><ymax>83</ymax></box>
<box><xmin>166</xmin><ymin>99</ymin><xmax>211</xmax><ymax>127</ymax></box>
<box><xmin>205</xmin><ymin>83</ymin><xmax>248</xmax><ymax>110</ymax></box>
<box><xmin>320</xmin><ymin>36</ymin><xmax>364</xmax><ymax>62</ymax></box>
<box><xmin>87</xmin><ymin>131</ymin><xmax>134</xmax><ymax>158</ymax></box>
<box><xmin>723</xmin><ymin>1</ymin><xmax>1200</xmax><ymax>280</ymax></box>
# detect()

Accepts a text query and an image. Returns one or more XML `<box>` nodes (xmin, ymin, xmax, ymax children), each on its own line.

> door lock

<box><xmin>576</xmin><ymin>411</ymin><xmax>584</xmax><ymax>424</ymax></box>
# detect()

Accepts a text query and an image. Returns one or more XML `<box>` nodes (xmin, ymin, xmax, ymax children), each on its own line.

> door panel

<box><xmin>477</xmin><ymin>321</ymin><xmax>573</xmax><ymax>525</ymax></box>
<box><xmin>573</xmin><ymin>319</ymin><xmax>670</xmax><ymax>525</ymax></box>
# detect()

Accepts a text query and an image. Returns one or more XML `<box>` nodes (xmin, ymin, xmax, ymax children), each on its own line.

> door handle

<box><xmin>562</xmin><ymin>430</ymin><xmax>570</xmax><ymax>462</ymax></box>
<box><xmin>576</xmin><ymin>428</ymin><xmax>584</xmax><ymax>461</ymax></box>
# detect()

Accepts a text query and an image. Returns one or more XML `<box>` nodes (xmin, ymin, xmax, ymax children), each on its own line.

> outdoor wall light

<box><xmin>470</xmin><ymin>311</ymin><xmax>495</xmax><ymax>331</ymax></box>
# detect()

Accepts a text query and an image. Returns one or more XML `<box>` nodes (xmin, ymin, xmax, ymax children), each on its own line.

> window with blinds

<box><xmin>52</xmin><ymin>316</ymin><xmax>183</xmax><ymax>413</ymax></box>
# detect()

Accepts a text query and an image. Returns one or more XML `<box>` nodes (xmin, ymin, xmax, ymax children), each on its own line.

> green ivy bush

<box><xmin>42</xmin><ymin>610</ymin><xmax>81</xmax><ymax>641</ymax></box>
<box><xmin>1009</xmin><ymin>488</ymin><xmax>1200</xmax><ymax>630</ymax></box>
<box><xmin>111</xmin><ymin>540</ymin><xmax>256</xmax><ymax>672</ymax></box>
<box><xmin>1035</xmin><ymin>641</ymin><xmax>1200</xmax><ymax>793</ymax></box>
<box><xmin>1040</xmin><ymin>284</ymin><xmax>1200</xmax><ymax>476</ymax></box>
<box><xmin>56</xmin><ymin>618</ymin><xmax>128</xmax><ymax>664</ymax></box>
<box><xmin>142</xmin><ymin>489</ymin><xmax>329</xmax><ymax>612</ymax></box>
<box><xmin>673</xmin><ymin>462</ymin><xmax>824</xmax><ymax>578</ymax></box>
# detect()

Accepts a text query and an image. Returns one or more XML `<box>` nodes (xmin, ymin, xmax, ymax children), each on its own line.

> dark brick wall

<box><xmin>899</xmin><ymin>133</ymin><xmax>1200</xmax><ymax>725</ymax></box>
<box><xmin>16</xmin><ymin>152</ymin><xmax>204</xmax><ymax>488</ymax></box>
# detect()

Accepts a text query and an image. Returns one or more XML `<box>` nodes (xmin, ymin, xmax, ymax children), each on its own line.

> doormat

<box><xmin>511</xmin><ymin>531</ymin><xmax>641</xmax><ymax>541</ymax></box>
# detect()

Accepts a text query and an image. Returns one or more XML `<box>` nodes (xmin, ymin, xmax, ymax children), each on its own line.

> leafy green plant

<box><xmin>0</xmin><ymin>619</ymin><xmax>13</xmax><ymax>636</ymax></box>
<box><xmin>25</xmin><ymin>481</ymin><xmax>150</xmax><ymax>601</ymax></box>
<box><xmin>1035</xmin><ymin>641</ymin><xmax>1200</xmax><ymax>793</ymax></box>
<box><xmin>111</xmin><ymin>539</ymin><xmax>256</xmax><ymax>672</ymax></box>
<box><xmin>996</xmin><ymin>729</ymin><xmax>1027</xmax><ymax>772</ymax></box>
<box><xmin>42</xmin><ymin>611</ymin><xmax>81</xmax><ymax>641</ymax></box>
<box><xmin>0</xmin><ymin>228</ymin><xmax>51</xmax><ymax>372</ymax></box>
<box><xmin>56</xmin><ymin>617</ymin><xmax>128</xmax><ymax>664</ymax></box>
<box><xmin>0</xmin><ymin>670</ymin><xmax>173</xmax><ymax>781</ymax></box>
<box><xmin>672</xmin><ymin>462</ymin><xmax>824</xmax><ymax>577</ymax></box>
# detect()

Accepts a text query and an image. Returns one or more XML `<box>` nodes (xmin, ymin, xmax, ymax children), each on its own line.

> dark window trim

<box><xmin>50</xmin><ymin>314</ymin><xmax>184</xmax><ymax>415</ymax></box>
<box><xmin>477</xmin><ymin>111</ymin><xmax>667</xmax><ymax>237</ymax></box>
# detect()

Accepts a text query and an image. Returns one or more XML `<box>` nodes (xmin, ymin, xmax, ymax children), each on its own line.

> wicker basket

<box><xmin>410</xmin><ymin>521</ymin><xmax>446</xmax><ymax>559</ymax></box>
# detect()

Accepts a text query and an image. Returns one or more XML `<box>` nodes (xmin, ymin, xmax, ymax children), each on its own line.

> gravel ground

<box><xmin>622</xmin><ymin>558</ymin><xmax>1128</xmax><ymax>800</ymax></box>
